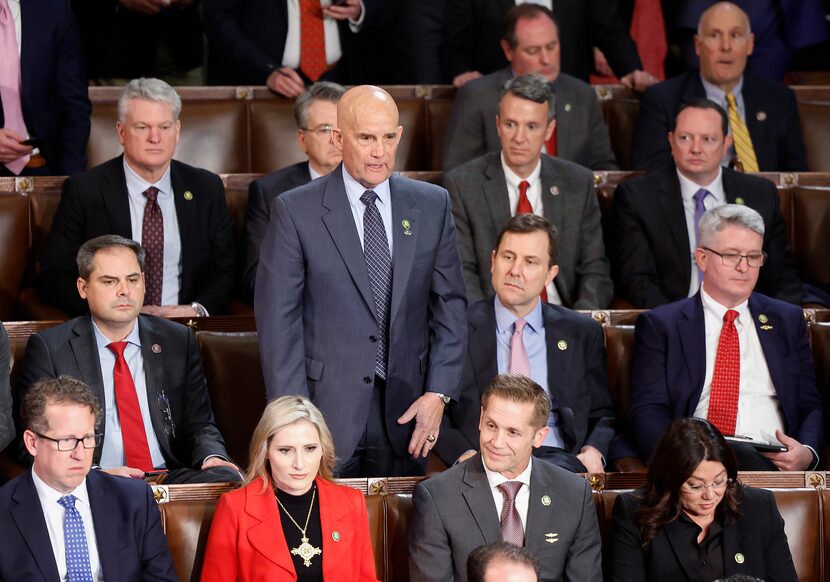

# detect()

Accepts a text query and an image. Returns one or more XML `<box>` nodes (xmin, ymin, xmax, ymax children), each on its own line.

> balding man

<box><xmin>255</xmin><ymin>86</ymin><xmax>467</xmax><ymax>477</ymax></box>
<box><xmin>633</xmin><ymin>1</ymin><xmax>807</xmax><ymax>172</ymax></box>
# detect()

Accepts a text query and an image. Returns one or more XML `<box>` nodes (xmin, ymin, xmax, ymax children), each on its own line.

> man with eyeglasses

<box><xmin>243</xmin><ymin>81</ymin><xmax>345</xmax><ymax>301</ymax></box>
<box><xmin>611</xmin><ymin>98</ymin><xmax>802</xmax><ymax>309</ymax></box>
<box><xmin>19</xmin><ymin>235</ymin><xmax>240</xmax><ymax>484</ymax></box>
<box><xmin>0</xmin><ymin>375</ymin><xmax>177</xmax><ymax>581</ymax></box>
<box><xmin>629</xmin><ymin>204</ymin><xmax>822</xmax><ymax>471</ymax></box>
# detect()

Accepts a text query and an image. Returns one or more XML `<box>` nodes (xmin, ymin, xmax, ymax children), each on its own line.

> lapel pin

<box><xmin>735</xmin><ymin>552</ymin><xmax>745</xmax><ymax>564</ymax></box>
<box><xmin>152</xmin><ymin>344</ymin><xmax>162</xmax><ymax>353</ymax></box>
<box><xmin>550</xmin><ymin>185</ymin><xmax>559</xmax><ymax>196</ymax></box>
<box><xmin>756</xmin><ymin>111</ymin><xmax>767</xmax><ymax>122</ymax></box>
<box><xmin>557</xmin><ymin>340</ymin><xmax>568</xmax><ymax>351</ymax></box>
<box><xmin>544</xmin><ymin>532</ymin><xmax>559</xmax><ymax>544</ymax></box>
<box><xmin>564</xmin><ymin>103</ymin><xmax>572</xmax><ymax>113</ymax></box>
<box><xmin>760</xmin><ymin>324</ymin><xmax>773</xmax><ymax>331</ymax></box>
<box><xmin>183</xmin><ymin>190</ymin><xmax>194</xmax><ymax>201</ymax></box>
<box><xmin>759</xmin><ymin>314</ymin><xmax>768</xmax><ymax>323</ymax></box>
<box><xmin>332</xmin><ymin>531</ymin><xmax>341</xmax><ymax>542</ymax></box>
<box><xmin>734</xmin><ymin>197</ymin><xmax>745</xmax><ymax>205</ymax></box>
<box><xmin>401</xmin><ymin>219</ymin><xmax>412</xmax><ymax>236</ymax></box>
<box><xmin>541</xmin><ymin>495</ymin><xmax>552</xmax><ymax>506</ymax></box>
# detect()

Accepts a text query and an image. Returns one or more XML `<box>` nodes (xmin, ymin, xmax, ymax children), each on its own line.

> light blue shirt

<box><xmin>700</xmin><ymin>74</ymin><xmax>745</xmax><ymax>168</ymax></box>
<box><xmin>123</xmin><ymin>159</ymin><xmax>183</xmax><ymax>306</ymax></box>
<box><xmin>493</xmin><ymin>297</ymin><xmax>565</xmax><ymax>448</ymax></box>
<box><xmin>93</xmin><ymin>318</ymin><xmax>166</xmax><ymax>469</ymax></box>
<box><xmin>342</xmin><ymin>166</ymin><xmax>394</xmax><ymax>255</ymax></box>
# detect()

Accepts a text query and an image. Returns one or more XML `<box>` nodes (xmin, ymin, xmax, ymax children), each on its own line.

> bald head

<box><xmin>697</xmin><ymin>2</ymin><xmax>751</xmax><ymax>36</ymax></box>
<box><xmin>695</xmin><ymin>2</ymin><xmax>753</xmax><ymax>93</ymax></box>
<box><xmin>334</xmin><ymin>85</ymin><xmax>403</xmax><ymax>189</ymax></box>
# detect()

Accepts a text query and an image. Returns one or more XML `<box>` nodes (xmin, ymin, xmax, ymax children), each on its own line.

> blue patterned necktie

<box><xmin>693</xmin><ymin>188</ymin><xmax>711</xmax><ymax>288</ymax></box>
<box><xmin>360</xmin><ymin>190</ymin><xmax>392</xmax><ymax>380</ymax></box>
<box><xmin>58</xmin><ymin>495</ymin><xmax>94</xmax><ymax>582</ymax></box>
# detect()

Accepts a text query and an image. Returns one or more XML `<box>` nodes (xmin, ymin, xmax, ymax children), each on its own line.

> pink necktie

<box><xmin>0</xmin><ymin>0</ymin><xmax>30</xmax><ymax>175</ymax></box>
<box><xmin>509</xmin><ymin>319</ymin><xmax>531</xmax><ymax>377</ymax></box>
<box><xmin>498</xmin><ymin>481</ymin><xmax>525</xmax><ymax>546</ymax></box>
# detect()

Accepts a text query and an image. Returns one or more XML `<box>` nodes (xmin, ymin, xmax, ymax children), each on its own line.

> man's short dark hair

<box><xmin>494</xmin><ymin>213</ymin><xmax>559</xmax><ymax>267</ymax></box>
<box><xmin>77</xmin><ymin>235</ymin><xmax>145</xmax><ymax>280</ymax></box>
<box><xmin>502</xmin><ymin>4</ymin><xmax>558</xmax><ymax>49</ymax></box>
<box><xmin>499</xmin><ymin>74</ymin><xmax>556</xmax><ymax>123</ymax></box>
<box><xmin>482</xmin><ymin>374</ymin><xmax>552</xmax><ymax>431</ymax></box>
<box><xmin>467</xmin><ymin>542</ymin><xmax>540</xmax><ymax>582</ymax></box>
<box><xmin>673</xmin><ymin>98</ymin><xmax>729</xmax><ymax>137</ymax></box>
<box><xmin>22</xmin><ymin>376</ymin><xmax>102</xmax><ymax>434</ymax></box>
<box><xmin>294</xmin><ymin>81</ymin><xmax>346</xmax><ymax>129</ymax></box>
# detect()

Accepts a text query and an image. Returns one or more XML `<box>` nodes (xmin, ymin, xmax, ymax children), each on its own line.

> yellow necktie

<box><xmin>726</xmin><ymin>93</ymin><xmax>759</xmax><ymax>173</ymax></box>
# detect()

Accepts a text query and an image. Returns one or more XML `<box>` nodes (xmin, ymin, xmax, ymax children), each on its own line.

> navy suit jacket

<box><xmin>0</xmin><ymin>0</ymin><xmax>90</xmax><ymax>175</ymax></box>
<box><xmin>629</xmin><ymin>292</ymin><xmax>822</xmax><ymax>462</ymax></box>
<box><xmin>255</xmin><ymin>165</ymin><xmax>467</xmax><ymax>462</ymax></box>
<box><xmin>0</xmin><ymin>470</ymin><xmax>176</xmax><ymax>581</ymax></box>
<box><xmin>38</xmin><ymin>156</ymin><xmax>236</xmax><ymax>316</ymax></box>
<box><xmin>435</xmin><ymin>299</ymin><xmax>615</xmax><ymax>466</ymax></box>
<box><xmin>632</xmin><ymin>70</ymin><xmax>808</xmax><ymax>172</ymax></box>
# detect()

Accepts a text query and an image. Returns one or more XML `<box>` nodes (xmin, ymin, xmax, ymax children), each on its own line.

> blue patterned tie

<box><xmin>58</xmin><ymin>495</ymin><xmax>94</xmax><ymax>582</ymax></box>
<box><xmin>360</xmin><ymin>190</ymin><xmax>392</xmax><ymax>380</ymax></box>
<box><xmin>693</xmin><ymin>188</ymin><xmax>710</xmax><ymax>288</ymax></box>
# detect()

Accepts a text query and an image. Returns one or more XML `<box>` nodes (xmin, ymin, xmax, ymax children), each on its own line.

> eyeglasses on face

<box><xmin>34</xmin><ymin>432</ymin><xmax>103</xmax><ymax>451</ymax></box>
<box><xmin>702</xmin><ymin>247</ymin><xmax>767</xmax><ymax>268</ymax></box>
<box><xmin>681</xmin><ymin>477</ymin><xmax>732</xmax><ymax>493</ymax></box>
<box><xmin>300</xmin><ymin>125</ymin><xmax>335</xmax><ymax>137</ymax></box>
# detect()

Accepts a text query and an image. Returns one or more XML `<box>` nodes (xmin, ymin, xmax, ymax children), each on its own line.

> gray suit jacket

<box><xmin>18</xmin><ymin>315</ymin><xmax>229</xmax><ymax>468</ymax></box>
<box><xmin>409</xmin><ymin>456</ymin><xmax>602</xmax><ymax>582</ymax></box>
<box><xmin>442</xmin><ymin>68</ymin><xmax>618</xmax><ymax>172</ymax></box>
<box><xmin>446</xmin><ymin>152</ymin><xmax>613</xmax><ymax>309</ymax></box>
<box><xmin>255</xmin><ymin>165</ymin><xmax>467</xmax><ymax>462</ymax></box>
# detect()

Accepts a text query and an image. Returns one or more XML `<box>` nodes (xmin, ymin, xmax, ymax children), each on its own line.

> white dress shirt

<box><xmin>31</xmin><ymin>471</ymin><xmax>104</xmax><ymax>582</ymax></box>
<box><xmin>6</xmin><ymin>0</ymin><xmax>21</xmax><ymax>55</ymax></box>
<box><xmin>342</xmin><ymin>166</ymin><xmax>393</xmax><ymax>254</ymax></box>
<box><xmin>483</xmin><ymin>457</ymin><xmax>533</xmax><ymax>532</ymax></box>
<box><xmin>281</xmin><ymin>0</ymin><xmax>366</xmax><ymax>70</ymax></box>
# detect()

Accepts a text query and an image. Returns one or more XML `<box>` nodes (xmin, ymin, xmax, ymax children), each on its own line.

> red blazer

<box><xmin>201</xmin><ymin>476</ymin><xmax>379</xmax><ymax>581</ymax></box>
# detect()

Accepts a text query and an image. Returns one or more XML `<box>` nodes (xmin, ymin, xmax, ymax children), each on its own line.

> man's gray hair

<box><xmin>499</xmin><ymin>74</ymin><xmax>556</xmax><ymax>122</ymax></box>
<box><xmin>294</xmin><ymin>81</ymin><xmax>346</xmax><ymax>128</ymax></box>
<box><xmin>118</xmin><ymin>77</ymin><xmax>182</xmax><ymax>122</ymax></box>
<box><xmin>699</xmin><ymin>204</ymin><xmax>765</xmax><ymax>247</ymax></box>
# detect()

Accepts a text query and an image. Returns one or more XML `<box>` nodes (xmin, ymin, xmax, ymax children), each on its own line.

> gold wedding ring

<box><xmin>426</xmin><ymin>434</ymin><xmax>436</xmax><ymax>443</ymax></box>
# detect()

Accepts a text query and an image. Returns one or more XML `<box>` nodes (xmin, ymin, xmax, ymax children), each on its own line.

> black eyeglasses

<box><xmin>157</xmin><ymin>390</ymin><xmax>176</xmax><ymax>439</ymax></box>
<box><xmin>702</xmin><ymin>247</ymin><xmax>767</xmax><ymax>268</ymax></box>
<box><xmin>34</xmin><ymin>432</ymin><xmax>102</xmax><ymax>451</ymax></box>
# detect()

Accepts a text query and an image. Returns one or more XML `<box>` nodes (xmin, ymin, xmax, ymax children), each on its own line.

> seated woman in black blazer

<box><xmin>611</xmin><ymin>418</ymin><xmax>798</xmax><ymax>582</ymax></box>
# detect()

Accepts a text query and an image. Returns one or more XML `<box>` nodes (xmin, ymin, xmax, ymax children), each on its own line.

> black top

<box><xmin>674</xmin><ymin>512</ymin><xmax>725</xmax><ymax>581</ymax></box>
<box><xmin>276</xmin><ymin>485</ymin><xmax>324</xmax><ymax>582</ymax></box>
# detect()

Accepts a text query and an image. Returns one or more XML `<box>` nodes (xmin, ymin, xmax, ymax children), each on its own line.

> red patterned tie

<box><xmin>707</xmin><ymin>309</ymin><xmax>741</xmax><ymax>435</ymax></box>
<box><xmin>515</xmin><ymin>181</ymin><xmax>548</xmax><ymax>302</ymax></box>
<box><xmin>299</xmin><ymin>0</ymin><xmax>327</xmax><ymax>81</ymax></box>
<box><xmin>107</xmin><ymin>342</ymin><xmax>154</xmax><ymax>472</ymax></box>
<box><xmin>498</xmin><ymin>481</ymin><xmax>525</xmax><ymax>546</ymax></box>
<box><xmin>142</xmin><ymin>187</ymin><xmax>163</xmax><ymax>306</ymax></box>
<box><xmin>545</xmin><ymin>126</ymin><xmax>557</xmax><ymax>157</ymax></box>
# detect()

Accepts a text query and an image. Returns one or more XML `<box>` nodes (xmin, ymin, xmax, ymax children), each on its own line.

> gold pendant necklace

<box><xmin>275</xmin><ymin>486</ymin><xmax>321</xmax><ymax>568</ymax></box>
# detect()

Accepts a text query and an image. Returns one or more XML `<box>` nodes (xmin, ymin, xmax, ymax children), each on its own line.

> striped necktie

<box><xmin>726</xmin><ymin>93</ymin><xmax>759</xmax><ymax>173</ymax></box>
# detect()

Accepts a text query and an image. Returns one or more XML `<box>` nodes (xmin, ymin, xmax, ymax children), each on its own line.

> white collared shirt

<box><xmin>342</xmin><ymin>166</ymin><xmax>393</xmax><ymax>254</ymax></box>
<box><xmin>6</xmin><ymin>0</ymin><xmax>21</xmax><ymax>55</ymax></box>
<box><xmin>677</xmin><ymin>167</ymin><xmax>726</xmax><ymax>296</ymax></box>
<box><xmin>693</xmin><ymin>287</ymin><xmax>785</xmax><ymax>443</ymax></box>
<box><xmin>281</xmin><ymin>0</ymin><xmax>366</xmax><ymax>70</ymax></box>
<box><xmin>483</xmin><ymin>457</ymin><xmax>533</xmax><ymax>532</ymax></box>
<box><xmin>31</xmin><ymin>471</ymin><xmax>104</xmax><ymax>581</ymax></box>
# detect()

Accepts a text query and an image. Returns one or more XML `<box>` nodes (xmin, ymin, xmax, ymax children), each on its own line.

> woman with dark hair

<box><xmin>611</xmin><ymin>418</ymin><xmax>797</xmax><ymax>582</ymax></box>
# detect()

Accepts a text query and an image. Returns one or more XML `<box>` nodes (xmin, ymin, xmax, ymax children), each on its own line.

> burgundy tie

<box><xmin>498</xmin><ymin>481</ymin><xmax>525</xmax><ymax>546</ymax></box>
<box><xmin>0</xmin><ymin>0</ymin><xmax>30</xmax><ymax>174</ymax></box>
<box><xmin>142</xmin><ymin>187</ymin><xmax>163</xmax><ymax>306</ymax></box>
<box><xmin>707</xmin><ymin>310</ymin><xmax>741</xmax><ymax>435</ymax></box>
<box><xmin>107</xmin><ymin>342</ymin><xmax>154</xmax><ymax>471</ymax></box>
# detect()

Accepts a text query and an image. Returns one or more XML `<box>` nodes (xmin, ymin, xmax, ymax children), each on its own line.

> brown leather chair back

<box><xmin>384</xmin><ymin>493</ymin><xmax>413</xmax><ymax>582</ymax></box>
<box><xmin>600</xmin><ymin>96</ymin><xmax>640</xmax><ymax>171</ymax></box>
<box><xmin>248</xmin><ymin>100</ymin><xmax>304</xmax><ymax>174</ymax></box>
<box><xmin>604</xmin><ymin>325</ymin><xmax>636</xmax><ymax>432</ymax></box>
<box><xmin>798</xmin><ymin>101</ymin><xmax>830</xmax><ymax>172</ymax></box>
<box><xmin>776</xmin><ymin>489</ymin><xmax>823</xmax><ymax>582</ymax></box>
<box><xmin>0</xmin><ymin>193</ymin><xmax>30</xmax><ymax>320</ymax></box>
<box><xmin>791</xmin><ymin>187</ymin><xmax>830</xmax><ymax>286</ymax></box>
<box><xmin>426</xmin><ymin>99</ymin><xmax>454</xmax><ymax>171</ymax></box>
<box><xmin>365</xmin><ymin>494</ymin><xmax>387</xmax><ymax>581</ymax></box>
<box><xmin>161</xmin><ymin>498</ymin><xmax>219</xmax><ymax>582</ymax></box>
<box><xmin>397</xmin><ymin>99</ymin><xmax>428</xmax><ymax>172</ymax></box>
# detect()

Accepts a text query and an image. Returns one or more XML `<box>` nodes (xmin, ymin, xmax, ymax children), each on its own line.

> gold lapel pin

<box><xmin>759</xmin><ymin>314</ymin><xmax>768</xmax><ymax>323</ymax></box>
<box><xmin>735</xmin><ymin>552</ymin><xmax>745</xmax><ymax>564</ymax></box>
<box><xmin>756</xmin><ymin>111</ymin><xmax>767</xmax><ymax>122</ymax></box>
<box><xmin>544</xmin><ymin>532</ymin><xmax>559</xmax><ymax>544</ymax></box>
<box><xmin>183</xmin><ymin>190</ymin><xmax>194</xmax><ymax>201</ymax></box>
<box><xmin>735</xmin><ymin>197</ymin><xmax>745</xmax><ymax>205</ymax></box>
<box><xmin>152</xmin><ymin>344</ymin><xmax>162</xmax><ymax>353</ymax></box>
<box><xmin>332</xmin><ymin>531</ymin><xmax>341</xmax><ymax>542</ymax></box>
<box><xmin>541</xmin><ymin>495</ymin><xmax>552</xmax><ymax>506</ymax></box>
<box><xmin>557</xmin><ymin>340</ymin><xmax>568</xmax><ymax>351</ymax></box>
<box><xmin>564</xmin><ymin>103</ymin><xmax>572</xmax><ymax>112</ymax></box>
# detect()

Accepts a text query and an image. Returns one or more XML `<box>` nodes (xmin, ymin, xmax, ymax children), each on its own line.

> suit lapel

<box><xmin>171</xmin><ymin>161</ymin><xmax>197</xmax><ymax>304</ymax></box>
<box><xmin>542</xmin><ymin>306</ymin><xmax>577</xmax><ymax>449</ymax></box>
<box><xmin>677</xmin><ymin>295</ymin><xmax>707</xmax><ymax>413</ymax></box>
<box><xmin>468</xmin><ymin>301</ymin><xmax>499</xmax><ymax>397</ymax></box>
<box><xmin>10</xmin><ymin>473</ymin><xmax>61</xmax><ymax>581</ymax></box>
<box><xmin>659</xmin><ymin>167</ymin><xmax>693</xmax><ymax>290</ymax></box>
<box><xmin>87</xmin><ymin>472</ymin><xmax>123</xmax><ymax>581</ymax></box>
<box><xmin>70</xmin><ymin>318</ymin><xmax>107</xmax><ymax>463</ymax></box>
<box><xmin>662</xmin><ymin>518</ymin><xmax>702</xmax><ymax>579</ymax></box>
<box><xmin>318</xmin><ymin>479</ymin><xmax>355</xmax><ymax>578</ymax></box>
<box><xmin>461</xmin><ymin>459</ymin><xmax>502</xmax><ymax>544</ymax></box>
<box><xmin>482</xmin><ymin>156</ymin><xmax>512</xmax><ymax>236</ymax></box>
<box><xmin>722</xmin><ymin>518</ymin><xmax>748</xmax><ymax>576</ymax></box>
<box><xmin>539</xmin><ymin>159</ymin><xmax>568</xmax><ymax>301</ymax></box>
<box><xmin>320</xmin><ymin>171</ymin><xmax>377</xmax><ymax>319</ymax></box>
<box><xmin>246</xmin><ymin>479</ymin><xmax>296</xmax><ymax>576</ymax></box>
<box><xmin>137</xmin><ymin>316</ymin><xmax>174</xmax><ymax>461</ymax></box>
<box><xmin>741</xmin><ymin>77</ymin><xmax>769</xmax><ymax>153</ymax></box>
<box><xmin>748</xmin><ymin>295</ymin><xmax>784</xmax><ymax>396</ymax></box>
<box><xmin>524</xmin><ymin>458</ymin><xmax>557</xmax><ymax>556</ymax></box>
<box><xmin>551</xmin><ymin>77</ymin><xmax>572</xmax><ymax>157</ymax></box>
<box><xmin>102</xmin><ymin>157</ymin><xmax>134</xmax><ymax>237</ymax></box>
<box><xmin>389</xmin><ymin>175</ymin><xmax>421</xmax><ymax>322</ymax></box>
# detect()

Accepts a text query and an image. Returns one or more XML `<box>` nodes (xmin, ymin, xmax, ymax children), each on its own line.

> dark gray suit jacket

<box><xmin>243</xmin><ymin>161</ymin><xmax>311</xmax><ymax>300</ymax></box>
<box><xmin>18</xmin><ymin>315</ymin><xmax>229</xmax><ymax>469</ymax></box>
<box><xmin>409</xmin><ymin>455</ymin><xmax>602</xmax><ymax>582</ymax></box>
<box><xmin>0</xmin><ymin>323</ymin><xmax>11</xmax><ymax>452</ymax></box>
<box><xmin>435</xmin><ymin>299</ymin><xmax>615</xmax><ymax>466</ymax></box>
<box><xmin>446</xmin><ymin>151</ymin><xmax>613</xmax><ymax>309</ymax></box>
<box><xmin>443</xmin><ymin>68</ymin><xmax>618</xmax><ymax>172</ymax></box>
<box><xmin>254</xmin><ymin>165</ymin><xmax>467</xmax><ymax>463</ymax></box>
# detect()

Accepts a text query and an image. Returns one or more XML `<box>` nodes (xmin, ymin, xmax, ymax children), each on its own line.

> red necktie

<box><xmin>0</xmin><ymin>0</ymin><xmax>30</xmax><ymax>174</ymax></box>
<box><xmin>545</xmin><ymin>126</ymin><xmax>557</xmax><ymax>157</ymax></box>
<box><xmin>299</xmin><ymin>0</ymin><xmax>327</xmax><ymax>81</ymax></box>
<box><xmin>142</xmin><ymin>187</ymin><xmax>163</xmax><ymax>306</ymax></box>
<box><xmin>107</xmin><ymin>342</ymin><xmax>154</xmax><ymax>471</ymax></box>
<box><xmin>707</xmin><ymin>310</ymin><xmax>741</xmax><ymax>435</ymax></box>
<box><xmin>498</xmin><ymin>481</ymin><xmax>525</xmax><ymax>546</ymax></box>
<box><xmin>515</xmin><ymin>181</ymin><xmax>548</xmax><ymax>303</ymax></box>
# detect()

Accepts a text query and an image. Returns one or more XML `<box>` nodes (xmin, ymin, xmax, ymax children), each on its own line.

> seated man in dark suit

<box><xmin>38</xmin><ymin>77</ymin><xmax>235</xmax><ymax>318</ymax></box>
<box><xmin>21</xmin><ymin>235</ymin><xmax>240</xmax><ymax>484</ymax></box>
<box><xmin>0</xmin><ymin>375</ymin><xmax>177</xmax><ymax>581</ymax></box>
<box><xmin>630</xmin><ymin>204</ymin><xmax>822</xmax><ymax>470</ymax></box>
<box><xmin>447</xmin><ymin>73</ymin><xmax>612</xmax><ymax>309</ymax></box>
<box><xmin>612</xmin><ymin>99</ymin><xmax>802</xmax><ymax>308</ymax></box>
<box><xmin>633</xmin><ymin>2</ymin><xmax>808</xmax><ymax>172</ymax></box>
<box><xmin>435</xmin><ymin>214</ymin><xmax>614</xmax><ymax>474</ymax></box>
<box><xmin>243</xmin><ymin>81</ymin><xmax>345</xmax><ymax>300</ymax></box>
<box><xmin>443</xmin><ymin>4</ymin><xmax>618</xmax><ymax>172</ymax></box>
<box><xmin>409</xmin><ymin>374</ymin><xmax>602</xmax><ymax>582</ymax></box>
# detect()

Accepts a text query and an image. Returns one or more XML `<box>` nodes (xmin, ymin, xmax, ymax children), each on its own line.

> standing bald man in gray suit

<box><xmin>446</xmin><ymin>74</ymin><xmax>612</xmax><ymax>310</ymax></box>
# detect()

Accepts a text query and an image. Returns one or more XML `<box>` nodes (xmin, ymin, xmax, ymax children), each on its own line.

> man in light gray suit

<box><xmin>255</xmin><ymin>85</ymin><xmax>467</xmax><ymax>477</ymax></box>
<box><xmin>409</xmin><ymin>374</ymin><xmax>603</xmax><ymax>582</ymax></box>
<box><xmin>443</xmin><ymin>4</ymin><xmax>618</xmax><ymax>173</ymax></box>
<box><xmin>447</xmin><ymin>74</ymin><xmax>612</xmax><ymax>310</ymax></box>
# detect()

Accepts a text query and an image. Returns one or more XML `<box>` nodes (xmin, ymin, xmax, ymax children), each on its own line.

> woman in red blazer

<box><xmin>201</xmin><ymin>396</ymin><xmax>379</xmax><ymax>581</ymax></box>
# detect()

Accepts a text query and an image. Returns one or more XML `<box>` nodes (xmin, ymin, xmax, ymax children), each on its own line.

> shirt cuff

<box><xmin>348</xmin><ymin>0</ymin><xmax>366</xmax><ymax>31</ymax></box>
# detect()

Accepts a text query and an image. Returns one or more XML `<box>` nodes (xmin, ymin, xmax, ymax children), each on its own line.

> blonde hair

<box><xmin>246</xmin><ymin>395</ymin><xmax>336</xmax><ymax>492</ymax></box>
